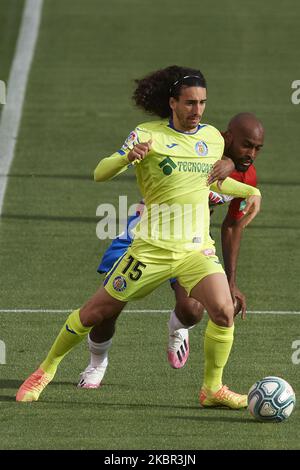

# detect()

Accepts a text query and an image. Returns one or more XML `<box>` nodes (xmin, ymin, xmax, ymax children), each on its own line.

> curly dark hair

<box><xmin>133</xmin><ymin>65</ymin><xmax>206</xmax><ymax>119</ymax></box>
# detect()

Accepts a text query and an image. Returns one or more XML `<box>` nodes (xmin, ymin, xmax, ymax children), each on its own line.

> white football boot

<box><xmin>77</xmin><ymin>358</ymin><xmax>108</xmax><ymax>389</ymax></box>
<box><xmin>167</xmin><ymin>328</ymin><xmax>189</xmax><ymax>369</ymax></box>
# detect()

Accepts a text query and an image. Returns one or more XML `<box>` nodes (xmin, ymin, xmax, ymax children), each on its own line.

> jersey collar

<box><xmin>168</xmin><ymin>118</ymin><xmax>207</xmax><ymax>135</ymax></box>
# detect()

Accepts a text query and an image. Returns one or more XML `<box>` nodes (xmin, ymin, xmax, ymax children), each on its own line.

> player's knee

<box><xmin>80</xmin><ymin>307</ymin><xmax>111</xmax><ymax>327</ymax></box>
<box><xmin>80</xmin><ymin>315</ymin><xmax>92</xmax><ymax>328</ymax></box>
<box><xmin>213</xmin><ymin>301</ymin><xmax>234</xmax><ymax>327</ymax></box>
<box><xmin>80</xmin><ymin>298</ymin><xmax>117</xmax><ymax>326</ymax></box>
<box><xmin>176</xmin><ymin>299</ymin><xmax>204</xmax><ymax>326</ymax></box>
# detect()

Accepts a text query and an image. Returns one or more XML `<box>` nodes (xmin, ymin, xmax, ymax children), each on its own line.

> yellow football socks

<box><xmin>203</xmin><ymin>320</ymin><xmax>234</xmax><ymax>392</ymax></box>
<box><xmin>40</xmin><ymin>309</ymin><xmax>92</xmax><ymax>375</ymax></box>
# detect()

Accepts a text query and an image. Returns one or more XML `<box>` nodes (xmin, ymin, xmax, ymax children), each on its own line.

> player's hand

<box><xmin>207</xmin><ymin>158</ymin><xmax>235</xmax><ymax>188</ymax></box>
<box><xmin>230</xmin><ymin>284</ymin><xmax>247</xmax><ymax>319</ymax></box>
<box><xmin>239</xmin><ymin>194</ymin><xmax>261</xmax><ymax>228</ymax></box>
<box><xmin>127</xmin><ymin>139</ymin><xmax>152</xmax><ymax>162</ymax></box>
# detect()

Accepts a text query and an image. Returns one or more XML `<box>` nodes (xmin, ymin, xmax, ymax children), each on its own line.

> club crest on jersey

<box><xmin>122</xmin><ymin>131</ymin><xmax>138</xmax><ymax>150</ymax></box>
<box><xmin>113</xmin><ymin>276</ymin><xmax>127</xmax><ymax>292</ymax></box>
<box><xmin>195</xmin><ymin>141</ymin><xmax>208</xmax><ymax>156</ymax></box>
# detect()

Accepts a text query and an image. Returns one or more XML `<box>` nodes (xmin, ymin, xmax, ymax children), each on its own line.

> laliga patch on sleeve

<box><xmin>121</xmin><ymin>131</ymin><xmax>139</xmax><ymax>151</ymax></box>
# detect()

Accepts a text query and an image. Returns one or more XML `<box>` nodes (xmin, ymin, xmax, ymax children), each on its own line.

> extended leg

<box><xmin>16</xmin><ymin>287</ymin><xmax>125</xmax><ymax>402</ymax></box>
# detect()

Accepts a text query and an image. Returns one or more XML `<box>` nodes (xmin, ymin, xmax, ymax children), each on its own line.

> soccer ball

<box><xmin>248</xmin><ymin>376</ymin><xmax>296</xmax><ymax>422</ymax></box>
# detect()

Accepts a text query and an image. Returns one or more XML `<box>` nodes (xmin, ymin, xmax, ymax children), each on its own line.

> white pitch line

<box><xmin>248</xmin><ymin>311</ymin><xmax>300</xmax><ymax>315</ymax></box>
<box><xmin>0</xmin><ymin>0</ymin><xmax>44</xmax><ymax>213</ymax></box>
<box><xmin>0</xmin><ymin>309</ymin><xmax>299</xmax><ymax>315</ymax></box>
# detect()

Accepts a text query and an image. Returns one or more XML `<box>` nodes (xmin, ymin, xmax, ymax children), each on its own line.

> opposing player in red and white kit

<box><xmin>167</xmin><ymin>112</ymin><xmax>264</xmax><ymax>369</ymax></box>
<box><xmin>78</xmin><ymin>112</ymin><xmax>264</xmax><ymax>388</ymax></box>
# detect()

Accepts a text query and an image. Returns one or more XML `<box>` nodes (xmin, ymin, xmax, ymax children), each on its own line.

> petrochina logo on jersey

<box><xmin>113</xmin><ymin>276</ymin><xmax>127</xmax><ymax>292</ymax></box>
<box><xmin>122</xmin><ymin>131</ymin><xmax>138</xmax><ymax>150</ymax></box>
<box><xmin>195</xmin><ymin>141</ymin><xmax>208</xmax><ymax>156</ymax></box>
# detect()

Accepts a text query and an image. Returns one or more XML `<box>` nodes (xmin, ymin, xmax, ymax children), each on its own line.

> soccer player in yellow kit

<box><xmin>77</xmin><ymin>113</ymin><xmax>264</xmax><ymax>387</ymax></box>
<box><xmin>16</xmin><ymin>66</ymin><xmax>261</xmax><ymax>408</ymax></box>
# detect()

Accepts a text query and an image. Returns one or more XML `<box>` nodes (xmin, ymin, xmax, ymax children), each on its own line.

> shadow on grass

<box><xmin>0</xmin><ymin>395</ymin><xmax>16</xmax><ymax>402</ymax></box>
<box><xmin>0</xmin><ymin>390</ymin><xmax>254</xmax><ymax>425</ymax></box>
<box><xmin>34</xmin><ymin>397</ymin><xmax>251</xmax><ymax>420</ymax></box>
<box><xmin>0</xmin><ymin>379</ymin><xmax>24</xmax><ymax>388</ymax></box>
<box><xmin>57</xmin><ymin>381</ymin><xmax>129</xmax><ymax>387</ymax></box>
<box><xmin>0</xmin><ymin>381</ymin><xmax>252</xmax><ymax>425</ymax></box>
<box><xmin>0</xmin><ymin>379</ymin><xmax>133</xmax><ymax>403</ymax></box>
<box><xmin>0</xmin><ymin>378</ymin><xmax>131</xmax><ymax>388</ymax></box>
<box><xmin>0</xmin><ymin>379</ymin><xmax>84</xmax><ymax>388</ymax></box>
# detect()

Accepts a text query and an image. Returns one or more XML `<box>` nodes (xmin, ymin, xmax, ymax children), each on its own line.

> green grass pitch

<box><xmin>0</xmin><ymin>0</ymin><xmax>299</xmax><ymax>450</ymax></box>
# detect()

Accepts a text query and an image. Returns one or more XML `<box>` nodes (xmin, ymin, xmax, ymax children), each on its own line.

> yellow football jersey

<box><xmin>94</xmin><ymin>119</ymin><xmax>260</xmax><ymax>254</ymax></box>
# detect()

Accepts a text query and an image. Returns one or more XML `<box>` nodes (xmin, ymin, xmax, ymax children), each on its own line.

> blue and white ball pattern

<box><xmin>248</xmin><ymin>376</ymin><xmax>296</xmax><ymax>422</ymax></box>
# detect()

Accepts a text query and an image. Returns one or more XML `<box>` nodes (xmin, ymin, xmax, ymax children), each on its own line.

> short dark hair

<box><xmin>133</xmin><ymin>65</ymin><xmax>206</xmax><ymax>118</ymax></box>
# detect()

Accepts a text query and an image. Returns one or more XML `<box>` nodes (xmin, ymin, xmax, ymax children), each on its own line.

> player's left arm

<box><xmin>221</xmin><ymin>212</ymin><xmax>247</xmax><ymax>318</ymax></box>
<box><xmin>210</xmin><ymin>177</ymin><xmax>261</xmax><ymax>228</ymax></box>
<box><xmin>217</xmin><ymin>171</ymin><xmax>261</xmax><ymax>318</ymax></box>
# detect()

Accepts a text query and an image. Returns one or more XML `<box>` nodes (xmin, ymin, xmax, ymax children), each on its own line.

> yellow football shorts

<box><xmin>103</xmin><ymin>239</ymin><xmax>225</xmax><ymax>302</ymax></box>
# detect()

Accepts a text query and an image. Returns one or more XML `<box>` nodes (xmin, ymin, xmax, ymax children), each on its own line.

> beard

<box><xmin>232</xmin><ymin>154</ymin><xmax>254</xmax><ymax>172</ymax></box>
<box><xmin>174</xmin><ymin>110</ymin><xmax>200</xmax><ymax>131</ymax></box>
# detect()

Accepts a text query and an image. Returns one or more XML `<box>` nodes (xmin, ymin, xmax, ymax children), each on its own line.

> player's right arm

<box><xmin>94</xmin><ymin>151</ymin><xmax>131</xmax><ymax>182</ymax></box>
<box><xmin>94</xmin><ymin>139</ymin><xmax>152</xmax><ymax>182</ymax></box>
